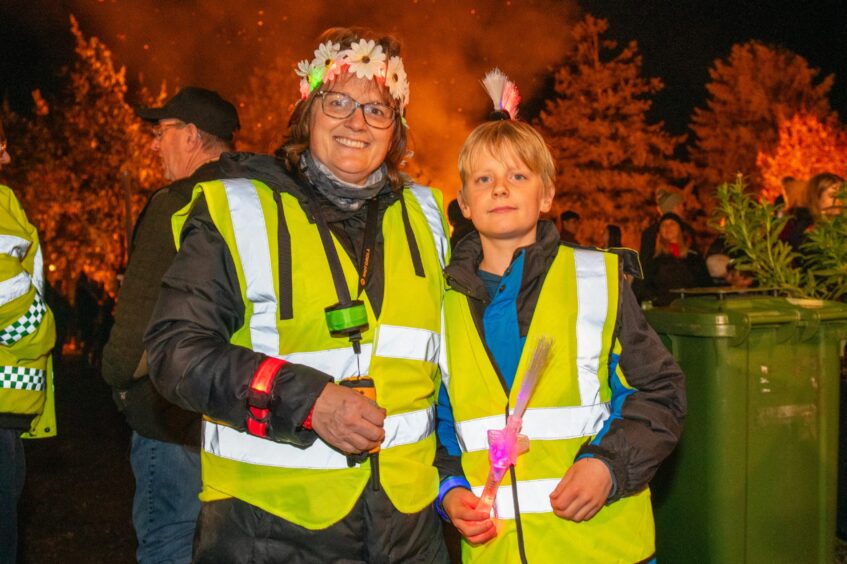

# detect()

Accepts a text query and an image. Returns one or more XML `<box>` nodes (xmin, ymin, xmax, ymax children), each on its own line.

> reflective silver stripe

<box><xmin>573</xmin><ymin>249</ymin><xmax>608</xmax><ymax>406</ymax></box>
<box><xmin>383</xmin><ymin>405</ymin><xmax>435</xmax><ymax>449</ymax></box>
<box><xmin>455</xmin><ymin>403</ymin><xmax>610</xmax><ymax>453</ymax></box>
<box><xmin>279</xmin><ymin>325</ymin><xmax>438</xmax><ymax>381</ymax></box>
<box><xmin>375</xmin><ymin>324</ymin><xmax>439</xmax><ymax>363</ymax></box>
<box><xmin>471</xmin><ymin>478</ymin><xmax>560</xmax><ymax>519</ymax></box>
<box><xmin>438</xmin><ymin>305</ymin><xmax>450</xmax><ymax>389</ymax></box>
<box><xmin>204</xmin><ymin>405</ymin><xmax>435</xmax><ymax>469</ymax></box>
<box><xmin>0</xmin><ymin>235</ymin><xmax>30</xmax><ymax>259</ymax></box>
<box><xmin>221</xmin><ymin>179</ymin><xmax>279</xmax><ymax>356</ymax></box>
<box><xmin>33</xmin><ymin>245</ymin><xmax>44</xmax><ymax>296</ymax></box>
<box><xmin>281</xmin><ymin>344</ymin><xmax>373</xmax><ymax>382</ymax></box>
<box><xmin>408</xmin><ymin>185</ymin><xmax>448</xmax><ymax>269</ymax></box>
<box><xmin>0</xmin><ymin>271</ymin><xmax>32</xmax><ymax>307</ymax></box>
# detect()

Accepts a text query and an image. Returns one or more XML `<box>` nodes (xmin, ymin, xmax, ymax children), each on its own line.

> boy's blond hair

<box><xmin>458</xmin><ymin>120</ymin><xmax>556</xmax><ymax>192</ymax></box>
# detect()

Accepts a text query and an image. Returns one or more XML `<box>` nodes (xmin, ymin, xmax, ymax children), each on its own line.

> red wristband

<box><xmin>301</xmin><ymin>405</ymin><xmax>315</xmax><ymax>430</ymax></box>
<box><xmin>246</xmin><ymin>357</ymin><xmax>287</xmax><ymax>438</ymax></box>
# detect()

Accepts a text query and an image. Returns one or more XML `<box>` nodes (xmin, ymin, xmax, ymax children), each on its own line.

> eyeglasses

<box><xmin>152</xmin><ymin>121</ymin><xmax>186</xmax><ymax>139</ymax></box>
<box><xmin>318</xmin><ymin>92</ymin><xmax>396</xmax><ymax>129</ymax></box>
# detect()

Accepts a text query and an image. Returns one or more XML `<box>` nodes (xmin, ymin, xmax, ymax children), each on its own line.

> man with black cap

<box><xmin>102</xmin><ymin>86</ymin><xmax>240</xmax><ymax>564</ymax></box>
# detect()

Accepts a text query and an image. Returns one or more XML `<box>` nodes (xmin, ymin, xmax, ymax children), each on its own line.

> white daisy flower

<box><xmin>323</xmin><ymin>60</ymin><xmax>342</xmax><ymax>84</ymax></box>
<box><xmin>311</xmin><ymin>41</ymin><xmax>341</xmax><ymax>72</ymax></box>
<box><xmin>341</xmin><ymin>39</ymin><xmax>387</xmax><ymax>80</ymax></box>
<box><xmin>295</xmin><ymin>59</ymin><xmax>312</xmax><ymax>78</ymax></box>
<box><xmin>385</xmin><ymin>56</ymin><xmax>409</xmax><ymax>106</ymax></box>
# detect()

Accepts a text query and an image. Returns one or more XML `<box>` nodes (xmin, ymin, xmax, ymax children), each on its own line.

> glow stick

<box><xmin>475</xmin><ymin>337</ymin><xmax>552</xmax><ymax>516</ymax></box>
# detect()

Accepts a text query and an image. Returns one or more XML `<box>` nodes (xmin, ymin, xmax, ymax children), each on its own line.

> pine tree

<box><xmin>756</xmin><ymin>113</ymin><xmax>847</xmax><ymax>204</ymax></box>
<box><xmin>536</xmin><ymin>15</ymin><xmax>691</xmax><ymax>246</ymax></box>
<box><xmin>236</xmin><ymin>54</ymin><xmax>295</xmax><ymax>154</ymax></box>
<box><xmin>690</xmin><ymin>41</ymin><xmax>834</xmax><ymax>198</ymax></box>
<box><xmin>15</xmin><ymin>17</ymin><xmax>165</xmax><ymax>295</ymax></box>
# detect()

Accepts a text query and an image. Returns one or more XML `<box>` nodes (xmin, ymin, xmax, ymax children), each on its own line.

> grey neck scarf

<box><xmin>302</xmin><ymin>150</ymin><xmax>388</xmax><ymax>211</ymax></box>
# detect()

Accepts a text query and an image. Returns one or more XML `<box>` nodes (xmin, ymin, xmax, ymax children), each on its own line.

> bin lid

<box><xmin>643</xmin><ymin>288</ymin><xmax>847</xmax><ymax>340</ymax></box>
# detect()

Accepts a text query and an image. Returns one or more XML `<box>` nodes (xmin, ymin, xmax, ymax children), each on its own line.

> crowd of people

<box><xmin>4</xmin><ymin>23</ymin><xmax>839</xmax><ymax>564</ymax></box>
<box><xmin>547</xmin><ymin>172</ymin><xmax>844</xmax><ymax>309</ymax></box>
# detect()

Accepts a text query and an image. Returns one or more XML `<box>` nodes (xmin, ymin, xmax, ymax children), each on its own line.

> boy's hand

<box><xmin>443</xmin><ymin>488</ymin><xmax>497</xmax><ymax>544</ymax></box>
<box><xmin>549</xmin><ymin>458</ymin><xmax>612</xmax><ymax>522</ymax></box>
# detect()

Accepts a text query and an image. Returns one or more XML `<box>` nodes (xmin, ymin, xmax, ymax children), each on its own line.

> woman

<box><xmin>636</xmin><ymin>213</ymin><xmax>711</xmax><ymax>307</ymax></box>
<box><xmin>145</xmin><ymin>28</ymin><xmax>450</xmax><ymax>563</ymax></box>
<box><xmin>806</xmin><ymin>172</ymin><xmax>843</xmax><ymax>219</ymax></box>
<box><xmin>780</xmin><ymin>172</ymin><xmax>843</xmax><ymax>253</ymax></box>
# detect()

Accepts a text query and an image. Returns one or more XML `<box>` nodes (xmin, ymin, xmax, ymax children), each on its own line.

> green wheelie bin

<box><xmin>645</xmin><ymin>290</ymin><xmax>847</xmax><ymax>563</ymax></box>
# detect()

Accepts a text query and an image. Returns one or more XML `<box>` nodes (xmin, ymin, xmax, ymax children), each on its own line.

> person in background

<box><xmin>101</xmin><ymin>87</ymin><xmax>241</xmax><ymax>564</ymax></box>
<box><xmin>604</xmin><ymin>224</ymin><xmax>622</xmax><ymax>248</ymax></box>
<box><xmin>448</xmin><ymin>198</ymin><xmax>476</xmax><ymax>250</ymax></box>
<box><xmin>704</xmin><ymin>235</ymin><xmax>754</xmax><ymax>289</ymax></box>
<box><xmin>640</xmin><ymin>188</ymin><xmax>698</xmax><ymax>273</ymax></box>
<box><xmin>779</xmin><ymin>172</ymin><xmax>843</xmax><ymax>254</ymax></box>
<box><xmin>559</xmin><ymin>210</ymin><xmax>580</xmax><ymax>244</ymax></box>
<box><xmin>0</xmin><ymin>119</ymin><xmax>57</xmax><ymax>564</ymax></box>
<box><xmin>806</xmin><ymin>172</ymin><xmax>843</xmax><ymax>220</ymax></box>
<box><xmin>144</xmin><ymin>28</ymin><xmax>450</xmax><ymax>562</ymax></box>
<box><xmin>635</xmin><ymin>213</ymin><xmax>711</xmax><ymax>307</ymax></box>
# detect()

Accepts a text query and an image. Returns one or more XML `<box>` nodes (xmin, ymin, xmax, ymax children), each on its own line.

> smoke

<box><xmin>69</xmin><ymin>0</ymin><xmax>579</xmax><ymax>199</ymax></box>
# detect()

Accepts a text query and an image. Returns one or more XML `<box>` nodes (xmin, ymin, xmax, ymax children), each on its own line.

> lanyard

<box><xmin>356</xmin><ymin>198</ymin><xmax>380</xmax><ymax>298</ymax></box>
<box><xmin>309</xmin><ymin>196</ymin><xmax>380</xmax><ymax>305</ymax></box>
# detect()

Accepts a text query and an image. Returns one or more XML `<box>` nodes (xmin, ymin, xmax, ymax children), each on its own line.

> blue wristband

<box><xmin>436</xmin><ymin>476</ymin><xmax>472</xmax><ymax>522</ymax></box>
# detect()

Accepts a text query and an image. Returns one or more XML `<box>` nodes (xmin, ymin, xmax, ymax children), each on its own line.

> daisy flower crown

<box><xmin>295</xmin><ymin>39</ymin><xmax>410</xmax><ymax>116</ymax></box>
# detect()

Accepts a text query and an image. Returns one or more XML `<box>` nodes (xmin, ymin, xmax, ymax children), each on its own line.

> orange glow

<box><xmin>756</xmin><ymin>113</ymin><xmax>847</xmax><ymax>204</ymax></box>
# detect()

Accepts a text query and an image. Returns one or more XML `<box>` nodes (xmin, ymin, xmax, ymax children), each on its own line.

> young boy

<box><xmin>436</xmin><ymin>119</ymin><xmax>686</xmax><ymax>563</ymax></box>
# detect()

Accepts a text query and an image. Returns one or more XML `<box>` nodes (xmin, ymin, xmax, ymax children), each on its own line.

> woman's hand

<box><xmin>443</xmin><ymin>488</ymin><xmax>497</xmax><ymax>544</ymax></box>
<box><xmin>311</xmin><ymin>383</ymin><xmax>386</xmax><ymax>453</ymax></box>
<box><xmin>549</xmin><ymin>458</ymin><xmax>612</xmax><ymax>522</ymax></box>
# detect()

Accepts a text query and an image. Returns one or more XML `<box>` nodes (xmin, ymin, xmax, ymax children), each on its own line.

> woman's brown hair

<box><xmin>278</xmin><ymin>27</ymin><xmax>409</xmax><ymax>191</ymax></box>
<box><xmin>805</xmin><ymin>172</ymin><xmax>844</xmax><ymax>218</ymax></box>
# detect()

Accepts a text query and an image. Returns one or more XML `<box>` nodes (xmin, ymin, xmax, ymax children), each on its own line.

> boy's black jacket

<box><xmin>442</xmin><ymin>220</ymin><xmax>687</xmax><ymax>502</ymax></box>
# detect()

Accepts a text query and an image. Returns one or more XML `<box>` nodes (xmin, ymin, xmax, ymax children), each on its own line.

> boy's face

<box><xmin>458</xmin><ymin>146</ymin><xmax>554</xmax><ymax>247</ymax></box>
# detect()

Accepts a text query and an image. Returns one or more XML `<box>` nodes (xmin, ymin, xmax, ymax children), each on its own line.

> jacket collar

<box><xmin>445</xmin><ymin>220</ymin><xmax>561</xmax><ymax>301</ymax></box>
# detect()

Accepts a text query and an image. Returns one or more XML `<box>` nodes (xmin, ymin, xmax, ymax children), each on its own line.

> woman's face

<box><xmin>309</xmin><ymin>74</ymin><xmax>396</xmax><ymax>185</ymax></box>
<box><xmin>659</xmin><ymin>218</ymin><xmax>681</xmax><ymax>243</ymax></box>
<box><xmin>819</xmin><ymin>183</ymin><xmax>841</xmax><ymax>216</ymax></box>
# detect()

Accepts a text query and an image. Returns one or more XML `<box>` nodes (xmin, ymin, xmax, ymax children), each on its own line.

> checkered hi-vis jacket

<box><xmin>0</xmin><ymin>184</ymin><xmax>56</xmax><ymax>437</ymax></box>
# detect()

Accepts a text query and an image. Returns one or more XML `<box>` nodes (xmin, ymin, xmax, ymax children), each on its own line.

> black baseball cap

<box><xmin>136</xmin><ymin>87</ymin><xmax>240</xmax><ymax>141</ymax></box>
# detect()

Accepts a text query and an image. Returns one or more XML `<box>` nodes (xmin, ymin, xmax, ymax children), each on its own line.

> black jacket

<box><xmin>636</xmin><ymin>250</ymin><xmax>712</xmax><ymax>307</ymax></box>
<box><xmin>640</xmin><ymin>219</ymin><xmax>699</xmax><ymax>273</ymax></box>
<box><xmin>442</xmin><ymin>221</ymin><xmax>687</xmax><ymax>502</ymax></box>
<box><xmin>143</xmin><ymin>153</ymin><xmax>407</xmax><ymax>446</ymax></box>
<box><xmin>102</xmin><ymin>159</ymin><xmax>243</xmax><ymax>446</ymax></box>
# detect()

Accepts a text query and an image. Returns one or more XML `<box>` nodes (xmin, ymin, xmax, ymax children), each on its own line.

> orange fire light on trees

<box><xmin>756</xmin><ymin>112</ymin><xmax>847</xmax><ymax>205</ymax></box>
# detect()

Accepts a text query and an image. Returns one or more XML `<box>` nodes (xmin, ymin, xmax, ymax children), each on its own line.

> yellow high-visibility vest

<box><xmin>444</xmin><ymin>245</ymin><xmax>654</xmax><ymax>563</ymax></box>
<box><xmin>173</xmin><ymin>178</ymin><xmax>449</xmax><ymax>529</ymax></box>
<box><xmin>0</xmin><ymin>185</ymin><xmax>56</xmax><ymax>438</ymax></box>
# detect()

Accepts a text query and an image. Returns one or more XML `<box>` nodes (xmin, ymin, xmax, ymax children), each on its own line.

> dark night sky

<box><xmin>1</xmin><ymin>0</ymin><xmax>846</xmax><ymax>137</ymax></box>
<box><xmin>581</xmin><ymin>1</ymin><xmax>847</xmax><ymax>134</ymax></box>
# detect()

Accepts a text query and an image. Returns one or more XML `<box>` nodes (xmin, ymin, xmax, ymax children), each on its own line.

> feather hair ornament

<box><xmin>481</xmin><ymin>68</ymin><xmax>521</xmax><ymax>121</ymax></box>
